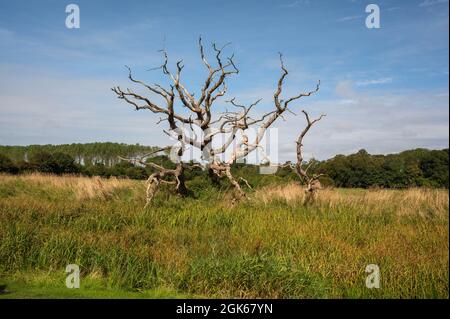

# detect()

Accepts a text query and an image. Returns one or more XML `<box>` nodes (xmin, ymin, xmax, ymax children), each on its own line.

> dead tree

<box><xmin>112</xmin><ymin>38</ymin><xmax>320</xmax><ymax>204</ymax></box>
<box><xmin>283</xmin><ymin>110</ymin><xmax>325</xmax><ymax>204</ymax></box>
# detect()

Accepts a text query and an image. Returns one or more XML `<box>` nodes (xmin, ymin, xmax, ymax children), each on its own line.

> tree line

<box><xmin>0</xmin><ymin>143</ymin><xmax>448</xmax><ymax>189</ymax></box>
<box><xmin>0</xmin><ymin>142</ymin><xmax>158</xmax><ymax>166</ymax></box>
<box><xmin>292</xmin><ymin>148</ymin><xmax>449</xmax><ymax>189</ymax></box>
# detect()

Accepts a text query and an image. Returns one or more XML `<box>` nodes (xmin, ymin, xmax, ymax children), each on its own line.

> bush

<box><xmin>110</xmin><ymin>161</ymin><xmax>148</xmax><ymax>179</ymax></box>
<box><xmin>84</xmin><ymin>163</ymin><xmax>110</xmax><ymax>178</ymax></box>
<box><xmin>29</xmin><ymin>151</ymin><xmax>80</xmax><ymax>175</ymax></box>
<box><xmin>0</xmin><ymin>154</ymin><xmax>18</xmax><ymax>174</ymax></box>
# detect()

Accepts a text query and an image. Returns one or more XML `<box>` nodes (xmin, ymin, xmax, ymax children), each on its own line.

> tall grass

<box><xmin>0</xmin><ymin>173</ymin><xmax>448</xmax><ymax>298</ymax></box>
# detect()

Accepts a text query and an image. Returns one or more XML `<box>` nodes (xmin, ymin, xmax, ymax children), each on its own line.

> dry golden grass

<box><xmin>0</xmin><ymin>173</ymin><xmax>137</xmax><ymax>200</ymax></box>
<box><xmin>254</xmin><ymin>183</ymin><xmax>449</xmax><ymax>217</ymax></box>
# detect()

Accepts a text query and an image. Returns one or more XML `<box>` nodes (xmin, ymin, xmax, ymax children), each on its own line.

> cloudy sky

<box><xmin>0</xmin><ymin>0</ymin><xmax>448</xmax><ymax>162</ymax></box>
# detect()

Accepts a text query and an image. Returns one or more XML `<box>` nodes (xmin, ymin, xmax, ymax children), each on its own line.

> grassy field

<box><xmin>0</xmin><ymin>173</ymin><xmax>448</xmax><ymax>298</ymax></box>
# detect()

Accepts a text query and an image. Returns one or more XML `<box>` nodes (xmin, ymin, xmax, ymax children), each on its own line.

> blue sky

<box><xmin>0</xmin><ymin>0</ymin><xmax>448</xmax><ymax>161</ymax></box>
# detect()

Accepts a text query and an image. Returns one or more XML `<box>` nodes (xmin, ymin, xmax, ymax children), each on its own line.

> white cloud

<box><xmin>270</xmin><ymin>80</ymin><xmax>449</xmax><ymax>161</ymax></box>
<box><xmin>337</xmin><ymin>15</ymin><xmax>364</xmax><ymax>22</ymax></box>
<box><xmin>419</xmin><ymin>0</ymin><xmax>449</xmax><ymax>7</ymax></box>
<box><xmin>280</xmin><ymin>0</ymin><xmax>310</xmax><ymax>8</ymax></box>
<box><xmin>0</xmin><ymin>64</ymin><xmax>167</xmax><ymax>146</ymax></box>
<box><xmin>356</xmin><ymin>77</ymin><xmax>393</xmax><ymax>86</ymax></box>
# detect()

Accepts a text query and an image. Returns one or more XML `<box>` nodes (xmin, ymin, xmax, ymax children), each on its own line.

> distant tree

<box><xmin>318</xmin><ymin>148</ymin><xmax>448</xmax><ymax>189</ymax></box>
<box><xmin>125</xmin><ymin>166</ymin><xmax>148</xmax><ymax>180</ymax></box>
<box><xmin>1</xmin><ymin>142</ymin><xmax>447</xmax><ymax>189</ymax></box>
<box><xmin>110</xmin><ymin>161</ymin><xmax>147</xmax><ymax>179</ymax></box>
<box><xmin>29</xmin><ymin>151</ymin><xmax>80</xmax><ymax>175</ymax></box>
<box><xmin>0</xmin><ymin>154</ymin><xmax>18</xmax><ymax>174</ymax></box>
<box><xmin>420</xmin><ymin>149</ymin><xmax>449</xmax><ymax>188</ymax></box>
<box><xmin>0</xmin><ymin>143</ymin><xmax>158</xmax><ymax>167</ymax></box>
<box><xmin>84</xmin><ymin>163</ymin><xmax>110</xmax><ymax>177</ymax></box>
<box><xmin>15</xmin><ymin>160</ymin><xmax>32</xmax><ymax>173</ymax></box>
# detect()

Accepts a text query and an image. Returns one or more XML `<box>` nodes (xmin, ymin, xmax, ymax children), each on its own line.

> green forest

<box><xmin>0</xmin><ymin>143</ymin><xmax>448</xmax><ymax>189</ymax></box>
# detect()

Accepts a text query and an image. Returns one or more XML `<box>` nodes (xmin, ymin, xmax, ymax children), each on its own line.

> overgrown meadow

<box><xmin>0</xmin><ymin>173</ymin><xmax>448</xmax><ymax>298</ymax></box>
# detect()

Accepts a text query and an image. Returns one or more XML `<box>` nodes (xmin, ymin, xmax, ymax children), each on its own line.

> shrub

<box><xmin>0</xmin><ymin>154</ymin><xmax>18</xmax><ymax>174</ymax></box>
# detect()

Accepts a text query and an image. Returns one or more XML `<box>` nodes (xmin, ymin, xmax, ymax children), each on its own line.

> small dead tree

<box><xmin>112</xmin><ymin>38</ymin><xmax>320</xmax><ymax>204</ymax></box>
<box><xmin>283</xmin><ymin>110</ymin><xmax>325</xmax><ymax>204</ymax></box>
